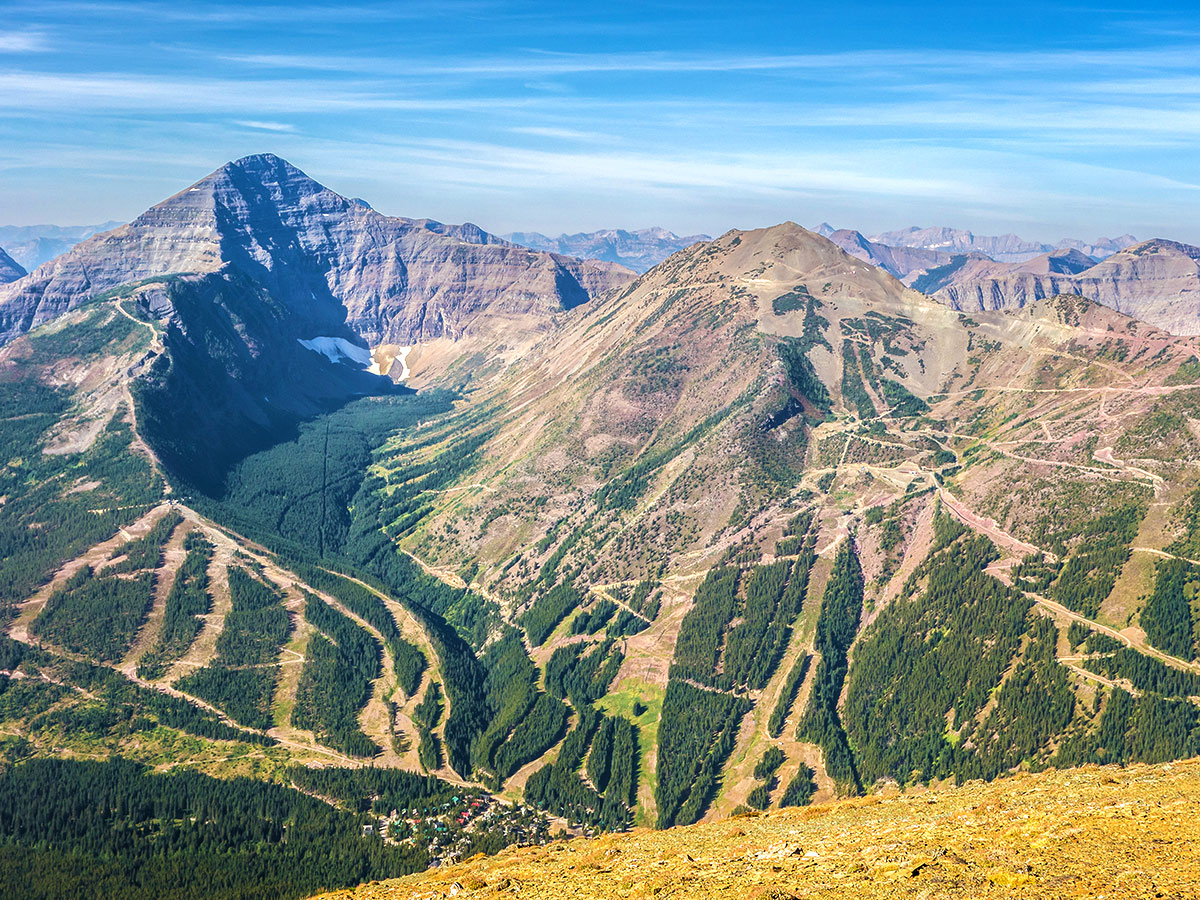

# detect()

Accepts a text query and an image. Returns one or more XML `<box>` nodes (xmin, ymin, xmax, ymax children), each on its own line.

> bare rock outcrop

<box><xmin>0</xmin><ymin>246</ymin><xmax>26</xmax><ymax>284</ymax></box>
<box><xmin>0</xmin><ymin>154</ymin><xmax>634</xmax><ymax>346</ymax></box>
<box><xmin>933</xmin><ymin>239</ymin><xmax>1200</xmax><ymax>334</ymax></box>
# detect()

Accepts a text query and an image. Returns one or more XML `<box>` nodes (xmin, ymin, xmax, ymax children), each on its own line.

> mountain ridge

<box><xmin>932</xmin><ymin>237</ymin><xmax>1200</xmax><ymax>334</ymax></box>
<box><xmin>0</xmin><ymin>153</ymin><xmax>634</xmax><ymax>348</ymax></box>
<box><xmin>870</xmin><ymin>224</ymin><xmax>1136</xmax><ymax>263</ymax></box>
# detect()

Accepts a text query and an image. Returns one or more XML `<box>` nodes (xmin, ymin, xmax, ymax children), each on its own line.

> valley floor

<box><xmin>311</xmin><ymin>757</ymin><xmax>1200</xmax><ymax>899</ymax></box>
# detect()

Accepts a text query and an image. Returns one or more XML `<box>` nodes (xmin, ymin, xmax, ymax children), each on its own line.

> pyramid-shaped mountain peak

<box><xmin>0</xmin><ymin>156</ymin><xmax>633</xmax><ymax>347</ymax></box>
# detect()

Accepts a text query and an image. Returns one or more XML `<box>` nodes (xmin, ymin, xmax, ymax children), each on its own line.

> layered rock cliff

<box><xmin>933</xmin><ymin>239</ymin><xmax>1200</xmax><ymax>334</ymax></box>
<box><xmin>0</xmin><ymin>154</ymin><xmax>634</xmax><ymax>346</ymax></box>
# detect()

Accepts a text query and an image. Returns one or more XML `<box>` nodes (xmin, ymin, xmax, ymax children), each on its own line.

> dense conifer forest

<box><xmin>138</xmin><ymin>531</ymin><xmax>215</xmax><ymax>679</ymax></box>
<box><xmin>798</xmin><ymin>539</ymin><xmax>863</xmax><ymax>792</ymax></box>
<box><xmin>291</xmin><ymin>594</ymin><xmax>382</xmax><ymax>757</ymax></box>
<box><xmin>175</xmin><ymin>568</ymin><xmax>288</xmax><ymax>729</ymax></box>
<box><xmin>0</xmin><ymin>758</ymin><xmax>438</xmax><ymax>900</ymax></box>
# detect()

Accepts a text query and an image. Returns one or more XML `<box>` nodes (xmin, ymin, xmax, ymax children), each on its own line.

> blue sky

<box><xmin>1</xmin><ymin>1</ymin><xmax>1198</xmax><ymax>243</ymax></box>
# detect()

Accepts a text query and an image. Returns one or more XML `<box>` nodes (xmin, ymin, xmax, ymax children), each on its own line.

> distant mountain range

<box><xmin>505</xmin><ymin>227</ymin><xmax>710</xmax><ymax>273</ymax></box>
<box><xmin>868</xmin><ymin>225</ymin><xmax>1137</xmax><ymax>263</ymax></box>
<box><xmin>929</xmin><ymin>239</ymin><xmax>1200</xmax><ymax>334</ymax></box>
<box><xmin>0</xmin><ymin>222</ymin><xmax>123</xmax><ymax>271</ymax></box>
<box><xmin>813</xmin><ymin>224</ymin><xmax>1199</xmax><ymax>333</ymax></box>
<box><xmin>502</xmin><ymin>222</ymin><xmax>1139</xmax><ymax>278</ymax></box>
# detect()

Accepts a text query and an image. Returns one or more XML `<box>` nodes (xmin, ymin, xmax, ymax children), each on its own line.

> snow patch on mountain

<box><xmin>298</xmin><ymin>336</ymin><xmax>373</xmax><ymax>368</ymax></box>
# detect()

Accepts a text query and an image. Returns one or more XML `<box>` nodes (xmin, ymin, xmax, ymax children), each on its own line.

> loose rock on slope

<box><xmin>310</xmin><ymin>758</ymin><xmax>1200</xmax><ymax>899</ymax></box>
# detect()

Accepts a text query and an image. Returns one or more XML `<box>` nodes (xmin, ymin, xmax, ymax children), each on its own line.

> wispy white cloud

<box><xmin>0</xmin><ymin>31</ymin><xmax>49</xmax><ymax>52</ymax></box>
<box><xmin>1</xmin><ymin>1</ymin><xmax>480</xmax><ymax>25</ymax></box>
<box><xmin>233</xmin><ymin>119</ymin><xmax>296</xmax><ymax>132</ymax></box>
<box><xmin>508</xmin><ymin>125</ymin><xmax>612</xmax><ymax>141</ymax></box>
<box><xmin>219</xmin><ymin>46</ymin><xmax>1200</xmax><ymax>77</ymax></box>
<box><xmin>3</xmin><ymin>4</ymin><xmax>1199</xmax><ymax>242</ymax></box>
<box><xmin>0</xmin><ymin>72</ymin><xmax>539</xmax><ymax>113</ymax></box>
<box><xmin>5</xmin><ymin>68</ymin><xmax>1198</xmax><ymax>149</ymax></box>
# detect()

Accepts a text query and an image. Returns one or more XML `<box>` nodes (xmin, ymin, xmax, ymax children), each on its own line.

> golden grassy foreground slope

<box><xmin>313</xmin><ymin>759</ymin><xmax>1200</xmax><ymax>900</ymax></box>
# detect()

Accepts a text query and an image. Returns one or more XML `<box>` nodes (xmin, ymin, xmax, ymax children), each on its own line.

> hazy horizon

<box><xmin>1</xmin><ymin>1</ymin><xmax>1198</xmax><ymax>244</ymax></box>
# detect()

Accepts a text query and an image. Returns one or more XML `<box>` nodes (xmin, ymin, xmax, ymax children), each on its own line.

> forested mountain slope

<box><xmin>381</xmin><ymin>224</ymin><xmax>1200</xmax><ymax>824</ymax></box>
<box><xmin>4</xmin><ymin>204</ymin><xmax>1200</xmax><ymax>900</ymax></box>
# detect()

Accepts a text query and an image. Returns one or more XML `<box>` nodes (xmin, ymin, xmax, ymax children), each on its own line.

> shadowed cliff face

<box><xmin>0</xmin><ymin>246</ymin><xmax>26</xmax><ymax>284</ymax></box>
<box><xmin>128</xmin><ymin>270</ymin><xmax>398</xmax><ymax>492</ymax></box>
<box><xmin>0</xmin><ymin>153</ymin><xmax>634</xmax><ymax>347</ymax></box>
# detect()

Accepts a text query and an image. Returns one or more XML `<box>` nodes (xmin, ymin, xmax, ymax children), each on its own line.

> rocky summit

<box><xmin>310</xmin><ymin>758</ymin><xmax>1200</xmax><ymax>899</ymax></box>
<box><xmin>0</xmin><ymin>153</ymin><xmax>633</xmax><ymax>347</ymax></box>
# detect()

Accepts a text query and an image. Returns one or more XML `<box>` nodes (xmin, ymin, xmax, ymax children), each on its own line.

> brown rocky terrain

<box><xmin>403</xmin><ymin>221</ymin><xmax>952</xmax><ymax>584</ymax></box>
<box><xmin>932</xmin><ymin>239</ymin><xmax>1200</xmax><ymax>334</ymax></box>
<box><xmin>0</xmin><ymin>154</ymin><xmax>633</xmax><ymax>347</ymax></box>
<box><xmin>310</xmin><ymin>757</ymin><xmax>1200</xmax><ymax>900</ymax></box>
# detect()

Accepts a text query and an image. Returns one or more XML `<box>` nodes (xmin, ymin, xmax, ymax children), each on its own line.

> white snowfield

<box><xmin>297</xmin><ymin>336</ymin><xmax>373</xmax><ymax>368</ymax></box>
<box><xmin>394</xmin><ymin>345</ymin><xmax>412</xmax><ymax>381</ymax></box>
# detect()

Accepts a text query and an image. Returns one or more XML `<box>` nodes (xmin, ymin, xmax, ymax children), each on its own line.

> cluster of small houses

<box><xmin>362</xmin><ymin>795</ymin><xmax>552</xmax><ymax>865</ymax></box>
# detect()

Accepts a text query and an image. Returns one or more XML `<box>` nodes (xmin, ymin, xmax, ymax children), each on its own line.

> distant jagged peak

<box><xmin>869</xmin><ymin>224</ymin><xmax>1139</xmax><ymax>263</ymax></box>
<box><xmin>503</xmin><ymin>226</ymin><xmax>711</xmax><ymax>272</ymax></box>
<box><xmin>827</xmin><ymin>227</ymin><xmax>871</xmax><ymax>247</ymax></box>
<box><xmin>0</xmin><ymin>245</ymin><xmax>25</xmax><ymax>284</ymax></box>
<box><xmin>1016</xmin><ymin>247</ymin><xmax>1097</xmax><ymax>276</ymax></box>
